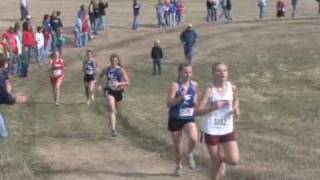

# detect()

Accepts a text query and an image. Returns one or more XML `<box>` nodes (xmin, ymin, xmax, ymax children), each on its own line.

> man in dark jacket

<box><xmin>98</xmin><ymin>0</ymin><xmax>109</xmax><ymax>30</ymax></box>
<box><xmin>0</xmin><ymin>56</ymin><xmax>27</xmax><ymax>105</ymax></box>
<box><xmin>180</xmin><ymin>24</ymin><xmax>198</xmax><ymax>65</ymax></box>
<box><xmin>151</xmin><ymin>40</ymin><xmax>163</xmax><ymax>75</ymax></box>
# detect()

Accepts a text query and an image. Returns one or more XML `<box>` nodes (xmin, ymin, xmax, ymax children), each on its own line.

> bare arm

<box><xmin>195</xmin><ymin>86</ymin><xmax>213</xmax><ymax>116</ymax></box>
<box><xmin>232</xmin><ymin>84</ymin><xmax>240</xmax><ymax>121</ymax></box>
<box><xmin>119</xmin><ymin>67</ymin><xmax>130</xmax><ymax>87</ymax></box>
<box><xmin>195</xmin><ymin>86</ymin><xmax>225</xmax><ymax>116</ymax></box>
<box><xmin>82</xmin><ymin>60</ymin><xmax>86</xmax><ymax>73</ymax></box>
<box><xmin>166</xmin><ymin>82</ymin><xmax>185</xmax><ymax>108</ymax></box>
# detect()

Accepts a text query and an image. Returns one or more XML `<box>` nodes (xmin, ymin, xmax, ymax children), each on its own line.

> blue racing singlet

<box><xmin>85</xmin><ymin>59</ymin><xmax>97</xmax><ymax>75</ymax></box>
<box><xmin>169</xmin><ymin>81</ymin><xmax>197</xmax><ymax>119</ymax></box>
<box><xmin>106</xmin><ymin>66</ymin><xmax>123</xmax><ymax>88</ymax></box>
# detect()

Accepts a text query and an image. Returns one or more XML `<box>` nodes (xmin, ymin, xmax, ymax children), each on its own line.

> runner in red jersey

<box><xmin>48</xmin><ymin>51</ymin><xmax>64</xmax><ymax>105</ymax></box>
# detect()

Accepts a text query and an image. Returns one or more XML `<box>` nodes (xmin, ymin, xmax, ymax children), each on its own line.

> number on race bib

<box><xmin>179</xmin><ymin>108</ymin><xmax>194</xmax><ymax>117</ymax></box>
<box><xmin>53</xmin><ymin>70</ymin><xmax>62</xmax><ymax>76</ymax></box>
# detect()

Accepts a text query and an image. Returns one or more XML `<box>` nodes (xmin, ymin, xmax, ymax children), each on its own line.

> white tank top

<box><xmin>202</xmin><ymin>81</ymin><xmax>234</xmax><ymax>135</ymax></box>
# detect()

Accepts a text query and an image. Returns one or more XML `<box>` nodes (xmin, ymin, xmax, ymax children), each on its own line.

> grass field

<box><xmin>1</xmin><ymin>0</ymin><xmax>320</xmax><ymax>180</ymax></box>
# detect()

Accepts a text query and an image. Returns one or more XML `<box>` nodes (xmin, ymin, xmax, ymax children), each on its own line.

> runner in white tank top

<box><xmin>196</xmin><ymin>63</ymin><xmax>240</xmax><ymax>180</ymax></box>
<box><xmin>202</xmin><ymin>81</ymin><xmax>234</xmax><ymax>135</ymax></box>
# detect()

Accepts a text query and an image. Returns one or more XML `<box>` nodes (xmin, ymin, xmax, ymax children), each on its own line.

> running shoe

<box><xmin>111</xmin><ymin>130</ymin><xmax>117</xmax><ymax>137</ymax></box>
<box><xmin>174</xmin><ymin>165</ymin><xmax>183</xmax><ymax>176</ymax></box>
<box><xmin>187</xmin><ymin>153</ymin><xmax>196</xmax><ymax>169</ymax></box>
<box><xmin>86</xmin><ymin>99</ymin><xmax>91</xmax><ymax>105</ymax></box>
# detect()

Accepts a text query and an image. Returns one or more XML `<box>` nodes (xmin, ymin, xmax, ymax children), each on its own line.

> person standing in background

<box><xmin>132</xmin><ymin>0</ymin><xmax>142</xmax><ymax>31</ymax></box>
<box><xmin>258</xmin><ymin>0</ymin><xmax>268</xmax><ymax>19</ymax></box>
<box><xmin>98</xmin><ymin>0</ymin><xmax>109</xmax><ymax>30</ymax></box>
<box><xmin>180</xmin><ymin>24</ymin><xmax>198</xmax><ymax>65</ymax></box>
<box><xmin>20</xmin><ymin>0</ymin><xmax>29</xmax><ymax>21</ymax></box>
<box><xmin>151</xmin><ymin>40</ymin><xmax>163</xmax><ymax>75</ymax></box>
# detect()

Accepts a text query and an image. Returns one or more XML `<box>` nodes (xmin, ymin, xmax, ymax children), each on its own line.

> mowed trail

<box><xmin>21</xmin><ymin>19</ymin><xmax>209</xmax><ymax>180</ymax></box>
<box><xmin>26</xmin><ymin>17</ymin><xmax>318</xmax><ymax>180</ymax></box>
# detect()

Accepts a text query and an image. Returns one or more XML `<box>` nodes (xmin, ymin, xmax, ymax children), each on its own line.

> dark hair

<box><xmin>36</xmin><ymin>26</ymin><xmax>43</xmax><ymax>32</ymax></box>
<box><xmin>50</xmin><ymin>50</ymin><xmax>60</xmax><ymax>59</ymax></box>
<box><xmin>109</xmin><ymin>53</ymin><xmax>122</xmax><ymax>67</ymax></box>
<box><xmin>14</xmin><ymin>22</ymin><xmax>20</xmax><ymax>33</ymax></box>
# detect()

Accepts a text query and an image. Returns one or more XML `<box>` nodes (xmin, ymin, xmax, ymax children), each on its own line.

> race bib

<box><xmin>86</xmin><ymin>69</ymin><xmax>94</xmax><ymax>75</ymax></box>
<box><xmin>212</xmin><ymin>117</ymin><xmax>227</xmax><ymax>126</ymax></box>
<box><xmin>53</xmin><ymin>69</ymin><xmax>62</xmax><ymax>76</ymax></box>
<box><xmin>179</xmin><ymin>108</ymin><xmax>194</xmax><ymax>117</ymax></box>
<box><xmin>210</xmin><ymin>110</ymin><xmax>232</xmax><ymax>127</ymax></box>
<box><xmin>109</xmin><ymin>79</ymin><xmax>119</xmax><ymax>87</ymax></box>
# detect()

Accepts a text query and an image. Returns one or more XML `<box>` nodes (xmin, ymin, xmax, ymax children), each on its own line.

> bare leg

<box><xmin>207</xmin><ymin>144</ymin><xmax>223</xmax><ymax>180</ymax></box>
<box><xmin>171</xmin><ymin>131</ymin><xmax>183</xmax><ymax>167</ymax></box>
<box><xmin>107</xmin><ymin>95</ymin><xmax>117</xmax><ymax>134</ymax></box>
<box><xmin>182</xmin><ymin>122</ymin><xmax>198</xmax><ymax>155</ymax></box>
<box><xmin>55</xmin><ymin>77</ymin><xmax>64</xmax><ymax>105</ymax></box>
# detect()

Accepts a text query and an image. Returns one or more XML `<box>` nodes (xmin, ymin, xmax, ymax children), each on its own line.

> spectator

<box><xmin>50</xmin><ymin>11</ymin><xmax>63</xmax><ymax>52</ymax></box>
<box><xmin>156</xmin><ymin>1</ymin><xmax>166</xmax><ymax>28</ymax></box>
<box><xmin>42</xmin><ymin>14</ymin><xmax>52</xmax><ymax>32</ymax></box>
<box><xmin>2</xmin><ymin>26</ymin><xmax>18</xmax><ymax>75</ymax></box>
<box><xmin>258</xmin><ymin>0</ymin><xmax>268</xmax><ymax>19</ymax></box>
<box><xmin>82</xmin><ymin>10</ymin><xmax>91</xmax><ymax>47</ymax></box>
<box><xmin>220</xmin><ymin>0</ymin><xmax>232</xmax><ymax>22</ymax></box>
<box><xmin>207</xmin><ymin>0</ymin><xmax>219</xmax><ymax>22</ymax></box>
<box><xmin>151</xmin><ymin>40</ymin><xmax>163</xmax><ymax>75</ymax></box>
<box><xmin>169</xmin><ymin>0</ymin><xmax>177</xmax><ymax>27</ymax></box>
<box><xmin>92</xmin><ymin>0</ymin><xmax>101</xmax><ymax>34</ymax></box>
<box><xmin>98</xmin><ymin>0</ymin><xmax>109</xmax><ymax>30</ymax></box>
<box><xmin>43</xmin><ymin>26</ymin><xmax>52</xmax><ymax>61</ymax></box>
<box><xmin>50</xmin><ymin>11</ymin><xmax>63</xmax><ymax>32</ymax></box>
<box><xmin>0</xmin><ymin>55</ymin><xmax>27</xmax><ymax>104</ymax></box>
<box><xmin>20</xmin><ymin>0</ymin><xmax>29</xmax><ymax>21</ymax></box>
<box><xmin>74</xmin><ymin>18</ymin><xmax>83</xmax><ymax>48</ymax></box>
<box><xmin>78</xmin><ymin>5</ymin><xmax>87</xmax><ymax>20</ymax></box>
<box><xmin>88</xmin><ymin>0</ymin><xmax>96</xmax><ymax>28</ymax></box>
<box><xmin>276</xmin><ymin>0</ymin><xmax>286</xmax><ymax>19</ymax></box>
<box><xmin>22</xmin><ymin>23</ymin><xmax>36</xmax><ymax>63</ymax></box>
<box><xmin>176</xmin><ymin>0</ymin><xmax>184</xmax><ymax>25</ymax></box>
<box><xmin>291</xmin><ymin>0</ymin><xmax>300</xmax><ymax>17</ymax></box>
<box><xmin>133</xmin><ymin>0</ymin><xmax>142</xmax><ymax>31</ymax></box>
<box><xmin>13</xmin><ymin>23</ymin><xmax>23</xmax><ymax>76</ymax></box>
<box><xmin>35</xmin><ymin>26</ymin><xmax>45</xmax><ymax>65</ymax></box>
<box><xmin>180</xmin><ymin>24</ymin><xmax>198</xmax><ymax>65</ymax></box>
<box><xmin>20</xmin><ymin>46</ymin><xmax>30</xmax><ymax>77</ymax></box>
<box><xmin>22</xmin><ymin>15</ymin><xmax>33</xmax><ymax>31</ymax></box>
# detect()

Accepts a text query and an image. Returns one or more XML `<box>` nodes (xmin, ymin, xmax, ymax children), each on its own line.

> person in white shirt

<box><xmin>20</xmin><ymin>0</ymin><xmax>29</xmax><ymax>21</ymax></box>
<box><xmin>196</xmin><ymin>62</ymin><xmax>240</xmax><ymax>180</ymax></box>
<box><xmin>35</xmin><ymin>26</ymin><xmax>45</xmax><ymax>65</ymax></box>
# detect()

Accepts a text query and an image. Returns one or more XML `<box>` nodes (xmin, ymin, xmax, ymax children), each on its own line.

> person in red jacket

<box><xmin>23</xmin><ymin>24</ymin><xmax>36</xmax><ymax>62</ymax></box>
<box><xmin>0</xmin><ymin>38</ymin><xmax>9</xmax><ymax>58</ymax></box>
<box><xmin>2</xmin><ymin>27</ymin><xmax>20</xmax><ymax>75</ymax></box>
<box><xmin>82</xmin><ymin>10</ymin><xmax>91</xmax><ymax>47</ymax></box>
